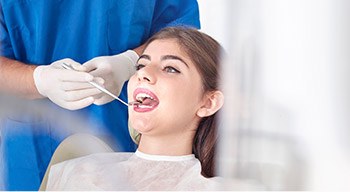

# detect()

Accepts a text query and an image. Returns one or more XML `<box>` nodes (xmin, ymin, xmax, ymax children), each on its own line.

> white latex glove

<box><xmin>83</xmin><ymin>50</ymin><xmax>139</xmax><ymax>105</ymax></box>
<box><xmin>33</xmin><ymin>58</ymin><xmax>104</xmax><ymax>110</ymax></box>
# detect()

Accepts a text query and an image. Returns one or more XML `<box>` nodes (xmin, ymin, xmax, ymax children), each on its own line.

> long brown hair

<box><xmin>143</xmin><ymin>27</ymin><xmax>221</xmax><ymax>177</ymax></box>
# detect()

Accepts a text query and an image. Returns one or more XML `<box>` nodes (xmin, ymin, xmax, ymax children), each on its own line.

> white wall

<box><xmin>198</xmin><ymin>0</ymin><xmax>230</xmax><ymax>50</ymax></box>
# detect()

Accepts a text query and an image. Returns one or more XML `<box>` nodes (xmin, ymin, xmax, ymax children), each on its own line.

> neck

<box><xmin>137</xmin><ymin>130</ymin><xmax>195</xmax><ymax>156</ymax></box>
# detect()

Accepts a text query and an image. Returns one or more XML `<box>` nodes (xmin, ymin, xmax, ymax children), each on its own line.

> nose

<box><xmin>137</xmin><ymin>65</ymin><xmax>156</xmax><ymax>84</ymax></box>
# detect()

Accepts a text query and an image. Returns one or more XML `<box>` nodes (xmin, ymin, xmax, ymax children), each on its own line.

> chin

<box><xmin>130</xmin><ymin>117</ymin><xmax>154</xmax><ymax>134</ymax></box>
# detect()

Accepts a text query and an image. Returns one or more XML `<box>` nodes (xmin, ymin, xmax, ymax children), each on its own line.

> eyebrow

<box><xmin>162</xmin><ymin>55</ymin><xmax>189</xmax><ymax>68</ymax></box>
<box><xmin>137</xmin><ymin>55</ymin><xmax>150</xmax><ymax>62</ymax></box>
<box><xmin>138</xmin><ymin>54</ymin><xmax>189</xmax><ymax>68</ymax></box>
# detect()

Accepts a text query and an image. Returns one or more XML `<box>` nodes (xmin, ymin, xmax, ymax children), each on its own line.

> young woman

<box><xmin>46</xmin><ymin>27</ymin><xmax>224</xmax><ymax>190</ymax></box>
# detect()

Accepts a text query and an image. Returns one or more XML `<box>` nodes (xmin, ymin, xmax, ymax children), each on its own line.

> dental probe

<box><xmin>61</xmin><ymin>63</ymin><xmax>141</xmax><ymax>107</ymax></box>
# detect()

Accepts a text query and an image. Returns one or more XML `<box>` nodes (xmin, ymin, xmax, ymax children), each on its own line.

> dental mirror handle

<box><xmin>61</xmin><ymin>63</ymin><xmax>133</xmax><ymax>106</ymax></box>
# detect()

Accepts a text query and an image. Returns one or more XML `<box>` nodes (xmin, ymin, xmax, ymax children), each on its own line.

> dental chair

<box><xmin>39</xmin><ymin>133</ymin><xmax>114</xmax><ymax>191</ymax></box>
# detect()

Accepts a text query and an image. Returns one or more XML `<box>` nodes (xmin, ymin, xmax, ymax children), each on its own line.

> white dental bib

<box><xmin>46</xmin><ymin>150</ymin><xmax>220</xmax><ymax>190</ymax></box>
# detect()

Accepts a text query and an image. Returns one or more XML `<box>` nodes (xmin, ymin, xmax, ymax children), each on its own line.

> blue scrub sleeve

<box><xmin>151</xmin><ymin>0</ymin><xmax>200</xmax><ymax>36</ymax></box>
<box><xmin>0</xmin><ymin>2</ymin><xmax>14</xmax><ymax>58</ymax></box>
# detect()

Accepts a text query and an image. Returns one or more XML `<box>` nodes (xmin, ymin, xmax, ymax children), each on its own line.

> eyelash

<box><xmin>135</xmin><ymin>64</ymin><xmax>181</xmax><ymax>73</ymax></box>
<box><xmin>136</xmin><ymin>64</ymin><xmax>145</xmax><ymax>71</ymax></box>
<box><xmin>164</xmin><ymin>66</ymin><xmax>180</xmax><ymax>73</ymax></box>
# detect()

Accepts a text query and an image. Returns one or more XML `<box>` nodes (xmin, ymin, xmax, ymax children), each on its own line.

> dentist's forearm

<box><xmin>0</xmin><ymin>56</ymin><xmax>42</xmax><ymax>99</ymax></box>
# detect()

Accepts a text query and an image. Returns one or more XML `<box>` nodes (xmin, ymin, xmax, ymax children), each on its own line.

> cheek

<box><xmin>160</xmin><ymin>80</ymin><xmax>202</xmax><ymax>114</ymax></box>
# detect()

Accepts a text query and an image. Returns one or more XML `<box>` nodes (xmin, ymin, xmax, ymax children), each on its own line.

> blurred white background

<box><xmin>198</xmin><ymin>0</ymin><xmax>350</xmax><ymax>190</ymax></box>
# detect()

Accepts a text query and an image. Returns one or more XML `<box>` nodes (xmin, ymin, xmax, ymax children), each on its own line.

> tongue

<box><xmin>142</xmin><ymin>98</ymin><xmax>158</xmax><ymax>107</ymax></box>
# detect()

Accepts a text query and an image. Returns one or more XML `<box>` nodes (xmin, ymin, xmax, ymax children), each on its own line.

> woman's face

<box><xmin>128</xmin><ymin>39</ymin><xmax>205</xmax><ymax>137</ymax></box>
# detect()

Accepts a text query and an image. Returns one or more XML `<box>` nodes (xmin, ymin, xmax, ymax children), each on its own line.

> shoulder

<box><xmin>50</xmin><ymin>152</ymin><xmax>134</xmax><ymax>179</ymax></box>
<box><xmin>205</xmin><ymin>177</ymin><xmax>267</xmax><ymax>190</ymax></box>
<box><xmin>47</xmin><ymin>152</ymin><xmax>134</xmax><ymax>190</ymax></box>
<box><xmin>61</xmin><ymin>152</ymin><xmax>134</xmax><ymax>167</ymax></box>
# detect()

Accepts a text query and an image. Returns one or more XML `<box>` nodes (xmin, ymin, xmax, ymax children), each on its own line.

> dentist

<box><xmin>0</xmin><ymin>0</ymin><xmax>200</xmax><ymax>190</ymax></box>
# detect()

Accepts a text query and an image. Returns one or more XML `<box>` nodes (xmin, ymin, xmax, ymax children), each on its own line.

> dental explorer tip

<box><xmin>128</xmin><ymin>101</ymin><xmax>142</xmax><ymax>106</ymax></box>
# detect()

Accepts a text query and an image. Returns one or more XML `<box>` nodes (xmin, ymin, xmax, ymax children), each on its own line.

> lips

<box><xmin>132</xmin><ymin>88</ymin><xmax>159</xmax><ymax>112</ymax></box>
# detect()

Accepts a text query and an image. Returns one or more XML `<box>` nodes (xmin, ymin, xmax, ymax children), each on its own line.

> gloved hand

<box><xmin>33</xmin><ymin>58</ymin><xmax>104</xmax><ymax>110</ymax></box>
<box><xmin>83</xmin><ymin>50</ymin><xmax>139</xmax><ymax>105</ymax></box>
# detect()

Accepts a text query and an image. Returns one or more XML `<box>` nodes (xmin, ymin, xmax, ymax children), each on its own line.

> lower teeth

<box><xmin>137</xmin><ymin>105</ymin><xmax>152</xmax><ymax>108</ymax></box>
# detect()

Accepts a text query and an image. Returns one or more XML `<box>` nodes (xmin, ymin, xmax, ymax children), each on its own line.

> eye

<box><xmin>136</xmin><ymin>64</ymin><xmax>145</xmax><ymax>71</ymax></box>
<box><xmin>164</xmin><ymin>66</ymin><xmax>180</xmax><ymax>73</ymax></box>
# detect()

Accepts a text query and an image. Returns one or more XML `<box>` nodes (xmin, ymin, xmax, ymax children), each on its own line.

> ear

<box><xmin>196</xmin><ymin>91</ymin><xmax>224</xmax><ymax>118</ymax></box>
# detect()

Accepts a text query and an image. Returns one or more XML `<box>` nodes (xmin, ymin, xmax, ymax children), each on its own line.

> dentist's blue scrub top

<box><xmin>0</xmin><ymin>0</ymin><xmax>200</xmax><ymax>190</ymax></box>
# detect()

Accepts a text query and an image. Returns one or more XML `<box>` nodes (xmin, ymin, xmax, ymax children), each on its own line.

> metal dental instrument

<box><xmin>61</xmin><ymin>63</ymin><xmax>141</xmax><ymax>107</ymax></box>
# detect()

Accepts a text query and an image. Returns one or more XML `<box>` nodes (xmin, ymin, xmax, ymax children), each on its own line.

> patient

<box><xmin>46</xmin><ymin>27</ymin><xmax>224</xmax><ymax>190</ymax></box>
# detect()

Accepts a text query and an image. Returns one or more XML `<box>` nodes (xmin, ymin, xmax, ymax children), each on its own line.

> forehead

<box><xmin>143</xmin><ymin>39</ymin><xmax>187</xmax><ymax>58</ymax></box>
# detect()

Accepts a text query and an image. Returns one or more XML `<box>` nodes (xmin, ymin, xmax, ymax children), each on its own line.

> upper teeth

<box><xmin>136</xmin><ymin>93</ymin><xmax>154</xmax><ymax>102</ymax></box>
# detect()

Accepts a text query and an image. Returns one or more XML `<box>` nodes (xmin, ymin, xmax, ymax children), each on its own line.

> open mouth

<box><xmin>133</xmin><ymin>88</ymin><xmax>159</xmax><ymax>111</ymax></box>
<box><xmin>135</xmin><ymin>93</ymin><xmax>158</xmax><ymax>108</ymax></box>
